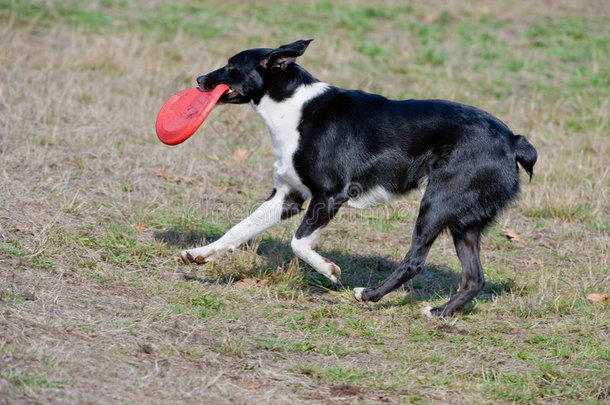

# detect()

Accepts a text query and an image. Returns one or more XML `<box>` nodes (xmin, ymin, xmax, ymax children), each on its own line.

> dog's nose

<box><xmin>196</xmin><ymin>75</ymin><xmax>207</xmax><ymax>89</ymax></box>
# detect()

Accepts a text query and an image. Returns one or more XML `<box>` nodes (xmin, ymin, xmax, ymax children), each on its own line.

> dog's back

<box><xmin>296</xmin><ymin>88</ymin><xmax>535</xmax><ymax>230</ymax></box>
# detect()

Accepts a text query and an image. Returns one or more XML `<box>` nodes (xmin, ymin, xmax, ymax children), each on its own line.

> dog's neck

<box><xmin>252</xmin><ymin>81</ymin><xmax>329</xmax><ymax>138</ymax></box>
<box><xmin>258</xmin><ymin>64</ymin><xmax>320</xmax><ymax>103</ymax></box>
<box><xmin>250</xmin><ymin>63</ymin><xmax>328</xmax><ymax>154</ymax></box>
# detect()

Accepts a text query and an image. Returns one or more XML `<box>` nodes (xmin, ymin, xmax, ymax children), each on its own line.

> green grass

<box><xmin>2</xmin><ymin>367</ymin><xmax>66</xmax><ymax>389</ymax></box>
<box><xmin>0</xmin><ymin>239</ymin><xmax>28</xmax><ymax>257</ymax></box>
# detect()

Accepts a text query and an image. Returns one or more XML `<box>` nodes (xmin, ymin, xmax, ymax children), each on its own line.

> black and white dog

<box><xmin>181</xmin><ymin>39</ymin><xmax>537</xmax><ymax>317</ymax></box>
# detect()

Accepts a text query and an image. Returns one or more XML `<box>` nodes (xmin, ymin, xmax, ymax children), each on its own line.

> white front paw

<box><xmin>327</xmin><ymin>262</ymin><xmax>341</xmax><ymax>284</ymax></box>
<box><xmin>180</xmin><ymin>246</ymin><xmax>218</xmax><ymax>264</ymax></box>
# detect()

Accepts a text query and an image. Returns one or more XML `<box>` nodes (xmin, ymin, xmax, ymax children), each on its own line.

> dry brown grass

<box><xmin>1</xmin><ymin>1</ymin><xmax>608</xmax><ymax>404</ymax></box>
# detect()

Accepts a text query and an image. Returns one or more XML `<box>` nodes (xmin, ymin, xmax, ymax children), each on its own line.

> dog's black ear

<box><xmin>261</xmin><ymin>39</ymin><xmax>314</xmax><ymax>70</ymax></box>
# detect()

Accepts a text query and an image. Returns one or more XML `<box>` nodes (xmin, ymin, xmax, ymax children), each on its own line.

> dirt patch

<box><xmin>329</xmin><ymin>383</ymin><xmax>363</xmax><ymax>397</ymax></box>
<box><xmin>434</xmin><ymin>323</ymin><xmax>472</xmax><ymax>336</ymax></box>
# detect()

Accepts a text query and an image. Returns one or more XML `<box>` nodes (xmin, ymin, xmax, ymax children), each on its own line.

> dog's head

<box><xmin>196</xmin><ymin>39</ymin><xmax>313</xmax><ymax>104</ymax></box>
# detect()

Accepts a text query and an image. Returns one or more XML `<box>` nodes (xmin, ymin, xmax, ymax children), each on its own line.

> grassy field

<box><xmin>0</xmin><ymin>0</ymin><xmax>608</xmax><ymax>403</ymax></box>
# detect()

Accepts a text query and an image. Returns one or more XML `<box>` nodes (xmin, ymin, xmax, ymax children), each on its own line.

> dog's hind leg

<box><xmin>181</xmin><ymin>184</ymin><xmax>304</xmax><ymax>264</ymax></box>
<box><xmin>354</xmin><ymin>192</ymin><xmax>447</xmax><ymax>303</ymax></box>
<box><xmin>421</xmin><ymin>227</ymin><xmax>484</xmax><ymax>317</ymax></box>
<box><xmin>291</xmin><ymin>195</ymin><xmax>343</xmax><ymax>284</ymax></box>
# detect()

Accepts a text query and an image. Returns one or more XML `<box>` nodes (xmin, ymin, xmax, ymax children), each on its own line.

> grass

<box><xmin>1</xmin><ymin>0</ymin><xmax>609</xmax><ymax>403</ymax></box>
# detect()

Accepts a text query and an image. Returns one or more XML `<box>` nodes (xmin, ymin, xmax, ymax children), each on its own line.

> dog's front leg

<box><xmin>291</xmin><ymin>195</ymin><xmax>343</xmax><ymax>284</ymax></box>
<box><xmin>181</xmin><ymin>184</ymin><xmax>304</xmax><ymax>264</ymax></box>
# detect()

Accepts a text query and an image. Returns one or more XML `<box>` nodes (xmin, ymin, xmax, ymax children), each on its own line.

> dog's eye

<box><xmin>228</xmin><ymin>63</ymin><xmax>235</xmax><ymax>71</ymax></box>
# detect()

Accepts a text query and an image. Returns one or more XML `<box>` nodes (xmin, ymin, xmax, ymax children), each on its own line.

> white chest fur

<box><xmin>252</xmin><ymin>82</ymin><xmax>329</xmax><ymax>197</ymax></box>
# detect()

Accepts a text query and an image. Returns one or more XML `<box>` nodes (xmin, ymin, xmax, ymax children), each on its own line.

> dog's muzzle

<box><xmin>196</xmin><ymin>75</ymin><xmax>210</xmax><ymax>91</ymax></box>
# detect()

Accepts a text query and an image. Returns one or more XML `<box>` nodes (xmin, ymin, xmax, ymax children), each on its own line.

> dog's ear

<box><xmin>261</xmin><ymin>39</ymin><xmax>314</xmax><ymax>70</ymax></box>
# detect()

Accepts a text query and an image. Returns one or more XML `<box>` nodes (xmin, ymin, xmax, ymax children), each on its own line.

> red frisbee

<box><xmin>156</xmin><ymin>84</ymin><xmax>229</xmax><ymax>145</ymax></box>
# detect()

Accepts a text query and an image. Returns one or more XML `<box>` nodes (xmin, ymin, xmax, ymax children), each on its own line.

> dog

<box><xmin>180</xmin><ymin>39</ymin><xmax>537</xmax><ymax>317</ymax></box>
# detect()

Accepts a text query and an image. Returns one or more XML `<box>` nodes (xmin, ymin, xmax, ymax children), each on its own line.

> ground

<box><xmin>0</xmin><ymin>0</ymin><xmax>608</xmax><ymax>404</ymax></box>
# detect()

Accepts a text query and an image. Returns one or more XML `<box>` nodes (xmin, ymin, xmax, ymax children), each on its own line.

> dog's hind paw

<box><xmin>420</xmin><ymin>306</ymin><xmax>434</xmax><ymax>318</ymax></box>
<box><xmin>353</xmin><ymin>287</ymin><xmax>366</xmax><ymax>302</ymax></box>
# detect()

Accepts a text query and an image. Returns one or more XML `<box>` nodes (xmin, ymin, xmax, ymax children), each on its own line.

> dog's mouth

<box><xmin>197</xmin><ymin>79</ymin><xmax>245</xmax><ymax>103</ymax></box>
<box><xmin>218</xmin><ymin>86</ymin><xmax>243</xmax><ymax>103</ymax></box>
<box><xmin>198</xmin><ymin>83</ymin><xmax>235</xmax><ymax>94</ymax></box>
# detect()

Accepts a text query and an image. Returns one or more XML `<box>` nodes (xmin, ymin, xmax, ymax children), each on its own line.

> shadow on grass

<box><xmin>154</xmin><ymin>230</ymin><xmax>515</xmax><ymax>303</ymax></box>
<box><xmin>257</xmin><ymin>238</ymin><xmax>515</xmax><ymax>303</ymax></box>
<box><xmin>154</xmin><ymin>228</ymin><xmax>222</xmax><ymax>248</ymax></box>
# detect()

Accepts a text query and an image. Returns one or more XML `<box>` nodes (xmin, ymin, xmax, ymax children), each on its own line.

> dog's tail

<box><xmin>512</xmin><ymin>134</ymin><xmax>537</xmax><ymax>181</ymax></box>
